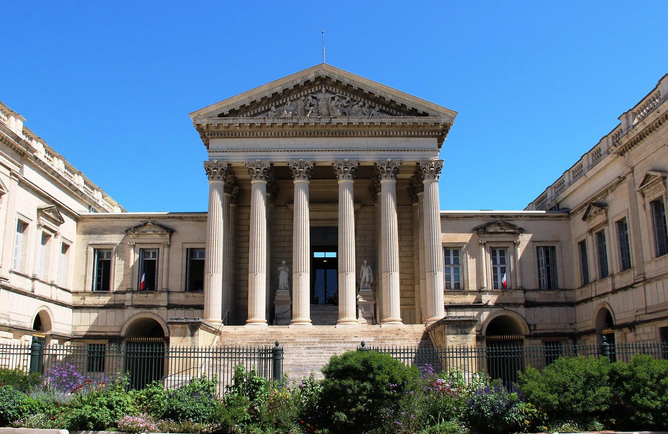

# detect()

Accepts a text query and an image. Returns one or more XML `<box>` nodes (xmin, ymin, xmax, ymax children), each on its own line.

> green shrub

<box><xmin>66</xmin><ymin>376</ymin><xmax>137</xmax><ymax>430</ymax></box>
<box><xmin>225</xmin><ymin>365</ymin><xmax>269</xmax><ymax>418</ymax></box>
<box><xmin>519</xmin><ymin>356</ymin><xmax>610</xmax><ymax>425</ymax></box>
<box><xmin>0</xmin><ymin>385</ymin><xmax>45</xmax><ymax>426</ymax></box>
<box><xmin>317</xmin><ymin>350</ymin><xmax>418</xmax><ymax>434</ymax></box>
<box><xmin>608</xmin><ymin>354</ymin><xmax>668</xmax><ymax>430</ymax></box>
<box><xmin>163</xmin><ymin>374</ymin><xmax>222</xmax><ymax>424</ymax></box>
<box><xmin>0</xmin><ymin>369</ymin><xmax>42</xmax><ymax>392</ymax></box>
<box><xmin>418</xmin><ymin>419</ymin><xmax>467</xmax><ymax>434</ymax></box>
<box><xmin>131</xmin><ymin>381</ymin><xmax>168</xmax><ymax>419</ymax></box>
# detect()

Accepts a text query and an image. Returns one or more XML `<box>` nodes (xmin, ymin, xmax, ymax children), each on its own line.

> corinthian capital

<box><xmin>204</xmin><ymin>160</ymin><xmax>229</xmax><ymax>181</ymax></box>
<box><xmin>419</xmin><ymin>159</ymin><xmax>444</xmax><ymax>181</ymax></box>
<box><xmin>288</xmin><ymin>159</ymin><xmax>315</xmax><ymax>180</ymax></box>
<box><xmin>224</xmin><ymin>173</ymin><xmax>238</xmax><ymax>194</ymax></box>
<box><xmin>246</xmin><ymin>160</ymin><xmax>271</xmax><ymax>181</ymax></box>
<box><xmin>333</xmin><ymin>159</ymin><xmax>359</xmax><ymax>180</ymax></box>
<box><xmin>376</xmin><ymin>159</ymin><xmax>401</xmax><ymax>180</ymax></box>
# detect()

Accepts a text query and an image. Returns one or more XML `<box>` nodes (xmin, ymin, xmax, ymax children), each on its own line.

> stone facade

<box><xmin>1</xmin><ymin>67</ymin><xmax>667</xmax><ymax>363</ymax></box>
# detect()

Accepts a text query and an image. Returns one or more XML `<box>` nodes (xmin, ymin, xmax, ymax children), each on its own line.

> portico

<box><xmin>190</xmin><ymin>64</ymin><xmax>456</xmax><ymax>327</ymax></box>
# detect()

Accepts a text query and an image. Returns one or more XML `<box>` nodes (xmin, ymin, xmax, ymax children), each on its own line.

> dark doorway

<box><xmin>485</xmin><ymin>316</ymin><xmax>525</xmax><ymax>386</ymax></box>
<box><xmin>312</xmin><ymin>248</ymin><xmax>338</xmax><ymax>304</ymax></box>
<box><xmin>310</xmin><ymin>227</ymin><xmax>338</xmax><ymax>305</ymax></box>
<box><xmin>124</xmin><ymin>318</ymin><xmax>166</xmax><ymax>389</ymax></box>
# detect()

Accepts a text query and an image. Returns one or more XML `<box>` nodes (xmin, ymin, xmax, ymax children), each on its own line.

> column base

<box><xmin>245</xmin><ymin>320</ymin><xmax>268</xmax><ymax>328</ymax></box>
<box><xmin>336</xmin><ymin>318</ymin><xmax>359</xmax><ymax>327</ymax></box>
<box><xmin>380</xmin><ymin>318</ymin><xmax>404</xmax><ymax>327</ymax></box>
<box><xmin>289</xmin><ymin>320</ymin><xmax>312</xmax><ymax>327</ymax></box>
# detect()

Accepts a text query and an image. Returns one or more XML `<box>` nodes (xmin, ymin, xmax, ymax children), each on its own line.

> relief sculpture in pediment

<box><xmin>254</xmin><ymin>87</ymin><xmax>392</xmax><ymax>119</ymax></box>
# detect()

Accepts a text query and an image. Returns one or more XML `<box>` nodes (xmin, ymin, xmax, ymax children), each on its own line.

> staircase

<box><xmin>310</xmin><ymin>304</ymin><xmax>339</xmax><ymax>325</ymax></box>
<box><xmin>215</xmin><ymin>324</ymin><xmax>432</xmax><ymax>380</ymax></box>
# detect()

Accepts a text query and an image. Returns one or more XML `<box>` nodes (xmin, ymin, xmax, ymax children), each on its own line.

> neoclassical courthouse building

<box><xmin>1</xmin><ymin>65</ymin><xmax>667</xmax><ymax>367</ymax></box>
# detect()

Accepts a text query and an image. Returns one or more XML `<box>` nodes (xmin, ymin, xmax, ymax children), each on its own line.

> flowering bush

<box><xmin>117</xmin><ymin>413</ymin><xmax>159</xmax><ymax>433</ymax></box>
<box><xmin>464</xmin><ymin>380</ymin><xmax>539</xmax><ymax>433</ymax></box>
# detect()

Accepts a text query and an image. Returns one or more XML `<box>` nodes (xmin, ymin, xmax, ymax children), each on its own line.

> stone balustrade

<box><xmin>0</xmin><ymin>100</ymin><xmax>123</xmax><ymax>213</ymax></box>
<box><xmin>527</xmin><ymin>74</ymin><xmax>668</xmax><ymax>210</ymax></box>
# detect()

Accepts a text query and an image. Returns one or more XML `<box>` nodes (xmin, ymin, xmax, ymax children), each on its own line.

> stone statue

<box><xmin>278</xmin><ymin>260</ymin><xmax>290</xmax><ymax>290</ymax></box>
<box><xmin>359</xmin><ymin>260</ymin><xmax>373</xmax><ymax>291</ymax></box>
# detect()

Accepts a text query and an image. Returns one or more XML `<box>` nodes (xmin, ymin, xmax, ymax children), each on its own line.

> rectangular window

<box><xmin>58</xmin><ymin>243</ymin><xmax>70</xmax><ymax>287</ymax></box>
<box><xmin>138</xmin><ymin>248</ymin><xmax>158</xmax><ymax>291</ymax></box>
<box><xmin>578</xmin><ymin>240</ymin><xmax>590</xmax><ymax>286</ymax></box>
<box><xmin>87</xmin><ymin>343</ymin><xmax>106</xmax><ymax>373</ymax></box>
<box><xmin>443</xmin><ymin>248</ymin><xmax>461</xmax><ymax>290</ymax></box>
<box><xmin>186</xmin><ymin>248</ymin><xmax>205</xmax><ymax>292</ymax></box>
<box><xmin>491</xmin><ymin>248</ymin><xmax>508</xmax><ymax>290</ymax></box>
<box><xmin>596</xmin><ymin>230</ymin><xmax>609</xmax><ymax>279</ymax></box>
<box><xmin>544</xmin><ymin>341</ymin><xmax>563</xmax><ymax>365</ymax></box>
<box><xmin>39</xmin><ymin>232</ymin><xmax>52</xmax><ymax>280</ymax></box>
<box><xmin>93</xmin><ymin>249</ymin><xmax>112</xmax><ymax>292</ymax></box>
<box><xmin>651</xmin><ymin>199</ymin><xmax>668</xmax><ymax>257</ymax></box>
<box><xmin>537</xmin><ymin>246</ymin><xmax>558</xmax><ymax>289</ymax></box>
<box><xmin>616</xmin><ymin>218</ymin><xmax>632</xmax><ymax>271</ymax></box>
<box><xmin>13</xmin><ymin>220</ymin><xmax>28</xmax><ymax>271</ymax></box>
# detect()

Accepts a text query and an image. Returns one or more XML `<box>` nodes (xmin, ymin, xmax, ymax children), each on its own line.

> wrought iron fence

<box><xmin>363</xmin><ymin>340</ymin><xmax>668</xmax><ymax>386</ymax></box>
<box><xmin>0</xmin><ymin>340</ymin><xmax>282</xmax><ymax>396</ymax></box>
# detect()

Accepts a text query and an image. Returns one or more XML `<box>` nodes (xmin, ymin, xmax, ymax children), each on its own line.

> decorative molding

<box><xmin>266</xmin><ymin>170</ymin><xmax>279</xmax><ymax>199</ymax></box>
<box><xmin>246</xmin><ymin>160</ymin><xmax>271</xmax><ymax>181</ymax></box>
<box><xmin>419</xmin><ymin>159</ymin><xmax>444</xmax><ymax>181</ymax></box>
<box><xmin>375</xmin><ymin>159</ymin><xmax>401</xmax><ymax>180</ymax></box>
<box><xmin>582</xmin><ymin>202</ymin><xmax>608</xmax><ymax>222</ymax></box>
<box><xmin>408</xmin><ymin>166</ymin><xmax>424</xmax><ymax>204</ymax></box>
<box><xmin>37</xmin><ymin>205</ymin><xmax>65</xmax><ymax>227</ymax></box>
<box><xmin>332</xmin><ymin>159</ymin><xmax>359</xmax><ymax>180</ymax></box>
<box><xmin>370</xmin><ymin>174</ymin><xmax>380</xmax><ymax>204</ymax></box>
<box><xmin>125</xmin><ymin>221</ymin><xmax>175</xmax><ymax>236</ymax></box>
<box><xmin>637</xmin><ymin>170</ymin><xmax>667</xmax><ymax>200</ymax></box>
<box><xmin>288</xmin><ymin>159</ymin><xmax>315</xmax><ymax>180</ymax></box>
<box><xmin>474</xmin><ymin>220</ymin><xmax>524</xmax><ymax>235</ymax></box>
<box><xmin>230</xmin><ymin>185</ymin><xmax>241</xmax><ymax>205</ymax></box>
<box><xmin>203</xmin><ymin>160</ymin><xmax>228</xmax><ymax>181</ymax></box>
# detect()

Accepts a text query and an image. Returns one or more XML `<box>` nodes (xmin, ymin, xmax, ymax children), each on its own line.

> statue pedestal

<box><xmin>357</xmin><ymin>287</ymin><xmax>375</xmax><ymax>324</ymax></box>
<box><xmin>273</xmin><ymin>289</ymin><xmax>291</xmax><ymax>325</ymax></box>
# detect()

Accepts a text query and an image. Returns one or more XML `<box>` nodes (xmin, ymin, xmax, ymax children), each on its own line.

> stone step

<box><xmin>213</xmin><ymin>324</ymin><xmax>432</xmax><ymax>380</ymax></box>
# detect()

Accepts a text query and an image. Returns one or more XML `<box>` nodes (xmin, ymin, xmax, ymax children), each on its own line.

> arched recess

<box><xmin>482</xmin><ymin>310</ymin><xmax>527</xmax><ymax>385</ymax></box>
<box><xmin>31</xmin><ymin>307</ymin><xmax>53</xmax><ymax>347</ymax></box>
<box><xmin>121</xmin><ymin>312</ymin><xmax>169</xmax><ymax>339</ymax></box>
<box><xmin>121</xmin><ymin>313</ymin><xmax>168</xmax><ymax>390</ymax></box>
<box><xmin>482</xmin><ymin>310</ymin><xmax>529</xmax><ymax>338</ymax></box>
<box><xmin>594</xmin><ymin>304</ymin><xmax>616</xmax><ymax>354</ymax></box>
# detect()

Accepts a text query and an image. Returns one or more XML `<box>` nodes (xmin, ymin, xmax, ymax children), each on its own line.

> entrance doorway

<box><xmin>124</xmin><ymin>318</ymin><xmax>167</xmax><ymax>390</ymax></box>
<box><xmin>312</xmin><ymin>248</ymin><xmax>338</xmax><ymax>304</ymax></box>
<box><xmin>310</xmin><ymin>227</ymin><xmax>338</xmax><ymax>305</ymax></box>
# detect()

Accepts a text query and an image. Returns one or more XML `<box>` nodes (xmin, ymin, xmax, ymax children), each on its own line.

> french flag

<box><xmin>502</xmin><ymin>273</ymin><xmax>507</xmax><ymax>290</ymax></box>
<box><xmin>140</xmin><ymin>273</ymin><xmax>146</xmax><ymax>290</ymax></box>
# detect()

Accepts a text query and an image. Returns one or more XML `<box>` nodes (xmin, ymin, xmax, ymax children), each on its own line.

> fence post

<box><xmin>358</xmin><ymin>341</ymin><xmax>369</xmax><ymax>352</ymax></box>
<box><xmin>600</xmin><ymin>336</ymin><xmax>610</xmax><ymax>361</ymax></box>
<box><xmin>272</xmin><ymin>341</ymin><xmax>283</xmax><ymax>381</ymax></box>
<box><xmin>29</xmin><ymin>341</ymin><xmax>42</xmax><ymax>373</ymax></box>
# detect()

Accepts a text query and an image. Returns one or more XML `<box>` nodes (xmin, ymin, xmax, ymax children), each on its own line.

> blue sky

<box><xmin>1</xmin><ymin>1</ymin><xmax>666</xmax><ymax>212</ymax></box>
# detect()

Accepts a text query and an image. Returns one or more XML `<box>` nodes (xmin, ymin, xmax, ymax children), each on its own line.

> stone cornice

<box><xmin>614</xmin><ymin>109</ymin><xmax>668</xmax><ymax>156</ymax></box>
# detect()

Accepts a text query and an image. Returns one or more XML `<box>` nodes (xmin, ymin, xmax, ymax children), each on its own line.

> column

<box><xmin>246</xmin><ymin>160</ymin><xmax>271</xmax><ymax>326</ymax></box>
<box><xmin>227</xmin><ymin>184</ymin><xmax>240</xmax><ymax>324</ymax></box>
<box><xmin>514</xmin><ymin>240</ymin><xmax>523</xmax><ymax>289</ymax></box>
<box><xmin>420</xmin><ymin>159</ymin><xmax>445</xmax><ymax>325</ymax></box>
<box><xmin>333</xmin><ymin>159</ymin><xmax>359</xmax><ymax>325</ymax></box>
<box><xmin>376</xmin><ymin>159</ymin><xmax>402</xmax><ymax>325</ymax></box>
<box><xmin>289</xmin><ymin>160</ymin><xmax>314</xmax><ymax>326</ymax></box>
<box><xmin>203</xmin><ymin>160</ymin><xmax>228</xmax><ymax>324</ymax></box>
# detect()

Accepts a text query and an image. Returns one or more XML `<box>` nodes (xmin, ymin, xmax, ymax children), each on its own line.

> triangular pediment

<box><xmin>637</xmin><ymin>170</ymin><xmax>667</xmax><ymax>192</ymax></box>
<box><xmin>474</xmin><ymin>220</ymin><xmax>523</xmax><ymax>235</ymax></box>
<box><xmin>0</xmin><ymin>177</ymin><xmax>7</xmax><ymax>197</ymax></box>
<box><xmin>190</xmin><ymin>64</ymin><xmax>457</xmax><ymax>122</ymax></box>
<box><xmin>37</xmin><ymin>205</ymin><xmax>64</xmax><ymax>227</ymax></box>
<box><xmin>582</xmin><ymin>202</ymin><xmax>608</xmax><ymax>222</ymax></box>
<box><xmin>125</xmin><ymin>221</ymin><xmax>174</xmax><ymax>236</ymax></box>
